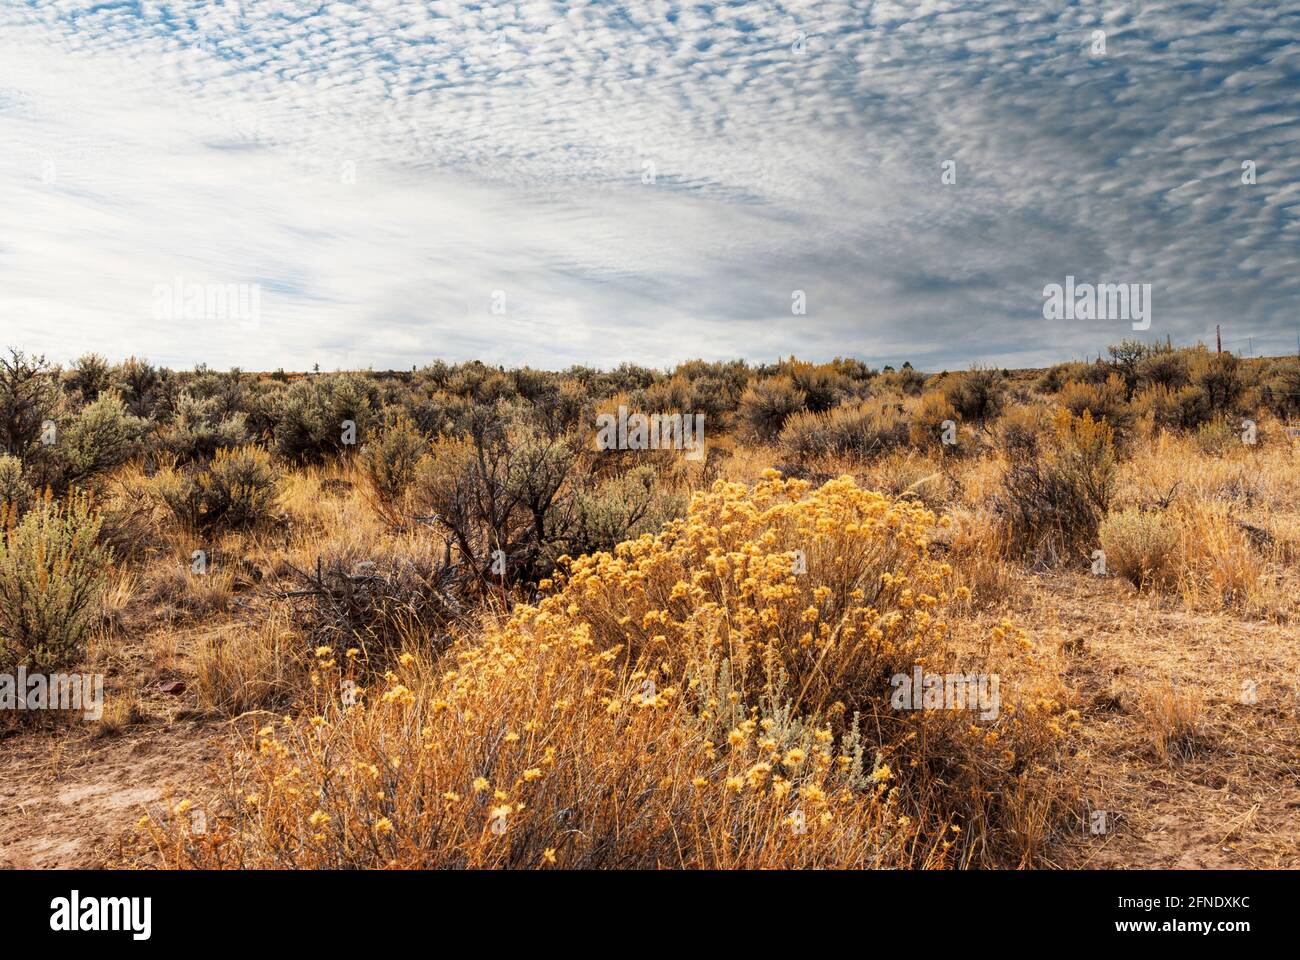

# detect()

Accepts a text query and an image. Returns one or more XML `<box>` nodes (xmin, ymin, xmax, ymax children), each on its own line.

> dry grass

<box><xmin>92</xmin><ymin>689</ymin><xmax>145</xmax><ymax>739</ymax></box>
<box><xmin>192</xmin><ymin>613</ymin><xmax>304</xmax><ymax>717</ymax></box>
<box><xmin>9</xmin><ymin>353</ymin><xmax>1300</xmax><ymax>870</ymax></box>
<box><xmin>1135</xmin><ymin>682</ymin><xmax>1207</xmax><ymax>765</ymax></box>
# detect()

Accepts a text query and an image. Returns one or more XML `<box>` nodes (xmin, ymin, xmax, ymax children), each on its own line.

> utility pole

<box><xmin>1216</xmin><ymin>325</ymin><xmax>1222</xmax><ymax>354</ymax></box>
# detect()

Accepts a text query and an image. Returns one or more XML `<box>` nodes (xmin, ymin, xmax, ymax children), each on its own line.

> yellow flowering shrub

<box><xmin>139</xmin><ymin>474</ymin><xmax>1073</xmax><ymax>869</ymax></box>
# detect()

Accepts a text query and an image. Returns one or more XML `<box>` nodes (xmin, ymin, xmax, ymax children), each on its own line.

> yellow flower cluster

<box><xmin>532</xmin><ymin>474</ymin><xmax>955</xmax><ymax>716</ymax></box>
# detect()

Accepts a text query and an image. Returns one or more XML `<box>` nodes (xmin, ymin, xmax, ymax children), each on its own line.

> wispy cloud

<box><xmin>1</xmin><ymin>0</ymin><xmax>1297</xmax><ymax>370</ymax></box>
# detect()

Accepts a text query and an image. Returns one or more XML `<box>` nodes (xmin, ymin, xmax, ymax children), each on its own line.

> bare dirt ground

<box><xmin>1032</xmin><ymin>574</ymin><xmax>1300</xmax><ymax>869</ymax></box>
<box><xmin>3</xmin><ymin>571</ymin><xmax>1297</xmax><ymax>869</ymax></box>
<box><xmin>0</xmin><ymin>715</ymin><xmax>221</xmax><ymax>868</ymax></box>
<box><xmin>0</xmin><ymin>623</ymin><xmax>225</xmax><ymax>869</ymax></box>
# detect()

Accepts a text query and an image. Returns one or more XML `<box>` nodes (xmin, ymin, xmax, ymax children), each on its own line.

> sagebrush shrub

<box><xmin>1193</xmin><ymin>417</ymin><xmax>1238</xmax><ymax>455</ymax></box>
<box><xmin>58</xmin><ymin>392</ymin><xmax>150</xmax><ymax>484</ymax></box>
<box><xmin>1099</xmin><ymin>509</ymin><xmax>1180</xmax><ymax>589</ymax></box>
<box><xmin>157</xmin><ymin>446</ymin><xmax>279</xmax><ymax>532</ymax></box>
<box><xmin>111</xmin><ymin>357</ymin><xmax>167</xmax><ymax>419</ymax></box>
<box><xmin>783</xmin><ymin>361</ymin><xmax>844</xmax><ymax>412</ymax></box>
<box><xmin>273</xmin><ymin>375</ymin><xmax>378</xmax><ymax>463</ymax></box>
<box><xmin>995</xmin><ymin>403</ymin><xmax>1046</xmax><ymax>458</ymax></box>
<box><xmin>997</xmin><ymin>411</ymin><xmax>1116</xmax><ymax>566</ymax></box>
<box><xmin>413</xmin><ymin>410</ymin><xmax>582</xmax><ymax>588</ymax></box>
<box><xmin>778</xmin><ymin>401</ymin><xmax>908</xmax><ymax>460</ymax></box>
<box><xmin>64</xmin><ymin>353</ymin><xmax>113</xmax><ymax>403</ymax></box>
<box><xmin>0</xmin><ymin>349</ymin><xmax>60</xmax><ymax>460</ymax></box>
<box><xmin>0</xmin><ymin>493</ymin><xmax>111</xmax><ymax>670</ymax></box>
<box><xmin>203</xmin><ymin>446</ymin><xmax>280</xmax><ymax>529</ymax></box>
<box><xmin>1260</xmin><ymin>359</ymin><xmax>1300</xmax><ymax>419</ymax></box>
<box><xmin>0</xmin><ymin>454</ymin><xmax>34</xmax><ymax>515</ymax></box>
<box><xmin>1131</xmin><ymin>383</ymin><xmax>1202</xmax><ymax>431</ymax></box>
<box><xmin>907</xmin><ymin>390</ymin><xmax>959</xmax><ymax>451</ymax></box>
<box><xmin>568</xmin><ymin>464</ymin><xmax>685</xmax><ymax>557</ymax></box>
<box><xmin>1059</xmin><ymin>374</ymin><xmax>1133</xmax><ymax>442</ymax></box>
<box><xmin>360</xmin><ymin>412</ymin><xmax>426</xmax><ymax>503</ymax></box>
<box><xmin>1135</xmin><ymin>350</ymin><xmax>1190</xmax><ymax>391</ymax></box>
<box><xmin>737</xmin><ymin>377</ymin><xmax>806</xmax><ymax>441</ymax></box>
<box><xmin>1035</xmin><ymin>362</ymin><xmax>1086</xmax><ymax>394</ymax></box>
<box><xmin>1189</xmin><ymin>350</ymin><xmax>1247</xmax><ymax>418</ymax></box>
<box><xmin>406</xmin><ymin>389</ymin><xmax>472</xmax><ymax>439</ymax></box>
<box><xmin>1106</xmin><ymin>339</ymin><xmax>1151</xmax><ymax>393</ymax></box>
<box><xmin>874</xmin><ymin>365</ymin><xmax>926</xmax><ymax>395</ymax></box>
<box><xmin>160</xmin><ymin>391</ymin><xmax>248</xmax><ymax>463</ymax></box>
<box><xmin>942</xmin><ymin>366</ymin><xmax>1006</xmax><ymax>424</ymax></box>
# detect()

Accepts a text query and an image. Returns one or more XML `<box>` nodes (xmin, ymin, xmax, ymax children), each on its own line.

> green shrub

<box><xmin>272</xmin><ymin>380</ymin><xmax>335</xmax><ymax>463</ymax></box>
<box><xmin>0</xmin><ymin>493</ymin><xmax>110</xmax><ymax>670</ymax></box>
<box><xmin>995</xmin><ymin>403</ymin><xmax>1047</xmax><ymax>458</ymax></box>
<box><xmin>412</xmin><ymin>409</ymin><xmax>582</xmax><ymax>589</ymax></box>
<box><xmin>641</xmin><ymin>374</ymin><xmax>734</xmax><ymax>431</ymax></box>
<box><xmin>273</xmin><ymin>374</ymin><xmax>379</xmax><ymax>463</ymax></box>
<box><xmin>243</xmin><ymin>379</ymin><xmax>289</xmax><ymax>440</ymax></box>
<box><xmin>64</xmin><ymin>353</ymin><xmax>113</xmax><ymax>403</ymax></box>
<box><xmin>569</xmin><ymin>465</ymin><xmax>686</xmax><ymax>557</ymax></box>
<box><xmin>360</xmin><ymin>412</ymin><xmax>427</xmax><ymax>503</ymax></box>
<box><xmin>641</xmin><ymin>375</ymin><xmax>692</xmax><ymax>416</ymax></box>
<box><xmin>1035</xmin><ymin>362</ymin><xmax>1086</xmax><ymax>394</ymax></box>
<box><xmin>111</xmin><ymin>357</ymin><xmax>167</xmax><ymax>419</ymax></box>
<box><xmin>1132</xmin><ymin>383</ymin><xmax>1186</xmax><ymax>431</ymax></box>
<box><xmin>0</xmin><ymin>348</ymin><xmax>60</xmax><ymax>460</ymax></box>
<box><xmin>158</xmin><ymin>446</ymin><xmax>279</xmax><ymax>532</ymax></box>
<box><xmin>160</xmin><ymin>391</ymin><xmax>248</xmax><ymax>462</ymax></box>
<box><xmin>1188</xmin><ymin>350</ymin><xmax>1247</xmax><ymax>419</ymax></box>
<box><xmin>784</xmin><ymin>361</ymin><xmax>845</xmax><ymax>412</ymax></box>
<box><xmin>408</xmin><ymin>390</ymin><xmax>473</xmax><ymax>439</ymax></box>
<box><xmin>1135</xmin><ymin>350</ymin><xmax>1190</xmax><ymax>391</ymax></box>
<box><xmin>1260</xmin><ymin>360</ymin><xmax>1300</xmax><ymax>419</ymax></box>
<box><xmin>828</xmin><ymin>356</ymin><xmax>877</xmax><ymax>383</ymax></box>
<box><xmin>875</xmin><ymin>365</ymin><xmax>926</xmax><ymax>396</ymax></box>
<box><xmin>1193</xmin><ymin>417</ymin><xmax>1239</xmax><ymax>455</ymax></box>
<box><xmin>58</xmin><ymin>393</ymin><xmax>150</xmax><ymax>484</ymax></box>
<box><xmin>521</xmin><ymin>377</ymin><xmax>591</xmax><ymax>439</ymax></box>
<box><xmin>1104</xmin><ymin>340</ymin><xmax>1151</xmax><ymax>393</ymax></box>
<box><xmin>1099</xmin><ymin>509</ymin><xmax>1180</xmax><ymax>589</ymax></box>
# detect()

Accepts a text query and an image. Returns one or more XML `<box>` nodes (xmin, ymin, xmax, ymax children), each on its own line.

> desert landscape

<box><xmin>2</xmin><ymin>343</ymin><xmax>1297</xmax><ymax>870</ymax></box>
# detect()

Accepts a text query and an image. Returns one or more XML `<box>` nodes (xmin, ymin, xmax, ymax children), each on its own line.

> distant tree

<box><xmin>0</xmin><ymin>349</ymin><xmax>59</xmax><ymax>459</ymax></box>
<box><xmin>1107</xmin><ymin>339</ymin><xmax>1152</xmax><ymax>395</ymax></box>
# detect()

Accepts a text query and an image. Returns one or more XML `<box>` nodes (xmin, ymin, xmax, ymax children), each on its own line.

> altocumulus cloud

<box><xmin>0</xmin><ymin>0</ymin><xmax>1296</xmax><ymax>371</ymax></box>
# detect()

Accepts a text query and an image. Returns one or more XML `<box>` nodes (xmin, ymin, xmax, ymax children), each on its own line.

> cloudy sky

<box><xmin>0</xmin><ymin>1</ymin><xmax>1297</xmax><ymax>372</ymax></box>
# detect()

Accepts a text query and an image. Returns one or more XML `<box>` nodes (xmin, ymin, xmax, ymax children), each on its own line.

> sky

<box><xmin>0</xmin><ymin>0</ymin><xmax>1297</xmax><ymax>373</ymax></box>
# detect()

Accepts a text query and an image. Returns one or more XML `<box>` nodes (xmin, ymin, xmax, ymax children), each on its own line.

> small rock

<box><xmin>160</xmin><ymin>681</ymin><xmax>186</xmax><ymax>695</ymax></box>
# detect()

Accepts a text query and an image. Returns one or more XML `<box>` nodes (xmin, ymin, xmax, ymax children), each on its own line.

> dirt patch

<box><xmin>0</xmin><ymin>714</ymin><xmax>223</xmax><ymax>868</ymax></box>
<box><xmin>1028</xmin><ymin>572</ymin><xmax>1300</xmax><ymax>869</ymax></box>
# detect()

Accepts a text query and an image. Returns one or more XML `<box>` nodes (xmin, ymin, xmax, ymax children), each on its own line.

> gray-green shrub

<box><xmin>0</xmin><ymin>493</ymin><xmax>110</xmax><ymax>670</ymax></box>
